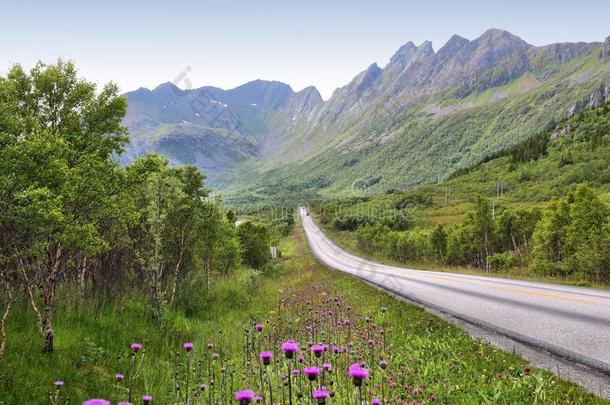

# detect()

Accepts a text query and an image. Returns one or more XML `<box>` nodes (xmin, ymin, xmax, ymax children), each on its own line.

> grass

<box><xmin>0</xmin><ymin>221</ymin><xmax>606</xmax><ymax>403</ymax></box>
<box><xmin>285</xmin><ymin>221</ymin><xmax>607</xmax><ymax>403</ymax></box>
<box><xmin>0</xmin><ymin>267</ymin><xmax>289</xmax><ymax>404</ymax></box>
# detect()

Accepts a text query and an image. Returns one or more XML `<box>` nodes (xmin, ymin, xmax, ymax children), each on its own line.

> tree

<box><xmin>531</xmin><ymin>184</ymin><xmax>609</xmax><ymax>281</ymax></box>
<box><xmin>430</xmin><ymin>224</ymin><xmax>447</xmax><ymax>261</ymax></box>
<box><xmin>237</xmin><ymin>222</ymin><xmax>272</xmax><ymax>270</ymax></box>
<box><xmin>0</xmin><ymin>61</ymin><xmax>127</xmax><ymax>353</ymax></box>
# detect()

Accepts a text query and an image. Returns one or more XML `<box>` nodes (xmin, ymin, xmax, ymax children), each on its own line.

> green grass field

<box><xmin>1</xmin><ymin>223</ymin><xmax>606</xmax><ymax>404</ymax></box>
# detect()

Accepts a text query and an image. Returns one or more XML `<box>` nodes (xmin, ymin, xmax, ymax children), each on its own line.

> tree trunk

<box><xmin>511</xmin><ymin>232</ymin><xmax>523</xmax><ymax>263</ymax></box>
<box><xmin>41</xmin><ymin>243</ymin><xmax>62</xmax><ymax>354</ymax></box>
<box><xmin>76</xmin><ymin>253</ymin><xmax>87</xmax><ymax>308</ymax></box>
<box><xmin>0</xmin><ymin>272</ymin><xmax>13</xmax><ymax>358</ymax></box>
<box><xmin>169</xmin><ymin>226</ymin><xmax>186</xmax><ymax>306</ymax></box>
<box><xmin>19</xmin><ymin>263</ymin><xmax>44</xmax><ymax>336</ymax></box>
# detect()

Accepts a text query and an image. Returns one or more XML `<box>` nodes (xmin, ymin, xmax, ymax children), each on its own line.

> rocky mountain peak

<box><xmin>602</xmin><ymin>36</ymin><xmax>610</xmax><ymax>62</ymax></box>
<box><xmin>151</xmin><ymin>81</ymin><xmax>184</xmax><ymax>98</ymax></box>
<box><xmin>389</xmin><ymin>41</ymin><xmax>417</xmax><ymax>66</ymax></box>
<box><xmin>437</xmin><ymin>34</ymin><xmax>470</xmax><ymax>60</ymax></box>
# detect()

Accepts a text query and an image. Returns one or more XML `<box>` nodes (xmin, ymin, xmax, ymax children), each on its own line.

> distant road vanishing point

<box><xmin>299</xmin><ymin>207</ymin><xmax>610</xmax><ymax>379</ymax></box>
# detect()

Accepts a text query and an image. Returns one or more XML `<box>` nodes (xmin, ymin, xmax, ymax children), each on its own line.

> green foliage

<box><xmin>531</xmin><ymin>184</ymin><xmax>610</xmax><ymax>281</ymax></box>
<box><xmin>313</xmin><ymin>101</ymin><xmax>610</xmax><ymax>283</ymax></box>
<box><xmin>0</xmin><ymin>61</ymin><xmax>247</xmax><ymax>355</ymax></box>
<box><xmin>237</xmin><ymin>221</ymin><xmax>272</xmax><ymax>270</ymax></box>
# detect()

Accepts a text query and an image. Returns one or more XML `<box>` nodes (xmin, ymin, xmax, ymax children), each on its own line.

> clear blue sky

<box><xmin>1</xmin><ymin>0</ymin><xmax>609</xmax><ymax>98</ymax></box>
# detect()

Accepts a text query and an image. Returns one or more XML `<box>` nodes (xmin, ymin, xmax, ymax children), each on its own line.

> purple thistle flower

<box><xmin>207</xmin><ymin>342</ymin><xmax>213</xmax><ymax>349</ymax></box>
<box><xmin>332</xmin><ymin>346</ymin><xmax>341</xmax><ymax>354</ymax></box>
<box><xmin>118</xmin><ymin>402</ymin><xmax>133</xmax><ymax>405</ymax></box>
<box><xmin>212</xmin><ymin>352</ymin><xmax>219</xmax><ymax>360</ymax></box>
<box><xmin>83</xmin><ymin>400</ymin><xmax>111</xmax><ymax>405</ymax></box>
<box><xmin>343</xmin><ymin>319</ymin><xmax>350</xmax><ymax>326</ymax></box>
<box><xmin>259</xmin><ymin>351</ymin><xmax>273</xmax><ymax>365</ymax></box>
<box><xmin>367</xmin><ymin>339</ymin><xmax>375</xmax><ymax>346</ymax></box>
<box><xmin>235</xmin><ymin>389</ymin><xmax>255</xmax><ymax>404</ymax></box>
<box><xmin>255</xmin><ymin>396</ymin><xmax>263</xmax><ymax>403</ymax></box>
<box><xmin>183</xmin><ymin>342</ymin><xmax>193</xmax><ymax>352</ymax></box>
<box><xmin>292</xmin><ymin>369</ymin><xmax>300</xmax><ymax>376</ymax></box>
<box><xmin>372</xmin><ymin>399</ymin><xmax>382</xmax><ymax>405</ymax></box>
<box><xmin>115</xmin><ymin>373</ymin><xmax>124</xmax><ymax>382</ymax></box>
<box><xmin>142</xmin><ymin>395</ymin><xmax>153</xmax><ymax>404</ymax></box>
<box><xmin>54</xmin><ymin>380</ymin><xmax>64</xmax><ymax>389</ymax></box>
<box><xmin>322</xmin><ymin>363</ymin><xmax>332</xmax><ymax>372</ymax></box>
<box><xmin>298</xmin><ymin>354</ymin><xmax>305</xmax><ymax>363</ymax></box>
<box><xmin>348</xmin><ymin>363</ymin><xmax>369</xmax><ymax>386</ymax></box>
<box><xmin>130</xmin><ymin>343</ymin><xmax>142</xmax><ymax>353</ymax></box>
<box><xmin>311</xmin><ymin>344</ymin><xmax>324</xmax><ymax>357</ymax></box>
<box><xmin>313</xmin><ymin>387</ymin><xmax>329</xmax><ymax>403</ymax></box>
<box><xmin>281</xmin><ymin>340</ymin><xmax>299</xmax><ymax>358</ymax></box>
<box><xmin>379</xmin><ymin>359</ymin><xmax>388</xmax><ymax>369</ymax></box>
<box><xmin>303</xmin><ymin>366</ymin><xmax>320</xmax><ymax>381</ymax></box>
<box><xmin>200</xmin><ymin>383</ymin><xmax>207</xmax><ymax>391</ymax></box>
<box><xmin>255</xmin><ymin>323</ymin><xmax>264</xmax><ymax>331</ymax></box>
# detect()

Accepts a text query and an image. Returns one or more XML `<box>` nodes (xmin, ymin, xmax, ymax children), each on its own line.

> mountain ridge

<box><xmin>121</xmin><ymin>29</ymin><xmax>610</xmax><ymax>198</ymax></box>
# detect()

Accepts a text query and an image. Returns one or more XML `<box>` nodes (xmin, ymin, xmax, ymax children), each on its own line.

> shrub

<box><xmin>488</xmin><ymin>252</ymin><xmax>519</xmax><ymax>271</ymax></box>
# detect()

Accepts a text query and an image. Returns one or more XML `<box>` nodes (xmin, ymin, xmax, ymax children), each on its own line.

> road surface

<box><xmin>299</xmin><ymin>207</ymin><xmax>610</xmax><ymax>376</ymax></box>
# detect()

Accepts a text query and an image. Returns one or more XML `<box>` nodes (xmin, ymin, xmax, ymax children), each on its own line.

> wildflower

<box><xmin>322</xmin><ymin>363</ymin><xmax>332</xmax><ymax>372</ymax></box>
<box><xmin>372</xmin><ymin>399</ymin><xmax>381</xmax><ymax>405</ymax></box>
<box><xmin>343</xmin><ymin>319</ymin><xmax>350</xmax><ymax>326</ymax></box>
<box><xmin>54</xmin><ymin>380</ymin><xmax>64</xmax><ymax>389</ymax></box>
<box><xmin>200</xmin><ymin>384</ymin><xmax>206</xmax><ymax>392</ymax></box>
<box><xmin>303</xmin><ymin>366</ymin><xmax>320</xmax><ymax>381</ymax></box>
<box><xmin>348</xmin><ymin>363</ymin><xmax>369</xmax><ymax>386</ymax></box>
<box><xmin>298</xmin><ymin>354</ymin><xmax>305</xmax><ymax>363</ymax></box>
<box><xmin>118</xmin><ymin>402</ymin><xmax>133</xmax><ymax>405</ymax></box>
<box><xmin>235</xmin><ymin>389</ymin><xmax>255</xmax><ymax>404</ymax></box>
<box><xmin>183</xmin><ymin>342</ymin><xmax>193</xmax><ymax>352</ymax></box>
<box><xmin>379</xmin><ymin>359</ymin><xmax>388</xmax><ymax>370</ymax></box>
<box><xmin>131</xmin><ymin>343</ymin><xmax>142</xmax><ymax>353</ymax></box>
<box><xmin>213</xmin><ymin>352</ymin><xmax>219</xmax><ymax>360</ymax></box>
<box><xmin>332</xmin><ymin>346</ymin><xmax>341</xmax><ymax>354</ymax></box>
<box><xmin>115</xmin><ymin>373</ymin><xmax>124</xmax><ymax>382</ymax></box>
<box><xmin>259</xmin><ymin>351</ymin><xmax>273</xmax><ymax>365</ymax></box>
<box><xmin>255</xmin><ymin>396</ymin><xmax>263</xmax><ymax>403</ymax></box>
<box><xmin>311</xmin><ymin>344</ymin><xmax>324</xmax><ymax>358</ymax></box>
<box><xmin>82</xmin><ymin>400</ymin><xmax>111</xmax><ymax>405</ymax></box>
<box><xmin>142</xmin><ymin>395</ymin><xmax>153</xmax><ymax>404</ymax></box>
<box><xmin>429</xmin><ymin>393</ymin><xmax>437</xmax><ymax>401</ymax></box>
<box><xmin>207</xmin><ymin>342</ymin><xmax>213</xmax><ymax>349</ymax></box>
<box><xmin>281</xmin><ymin>340</ymin><xmax>299</xmax><ymax>359</ymax></box>
<box><xmin>367</xmin><ymin>339</ymin><xmax>375</xmax><ymax>346</ymax></box>
<box><xmin>292</xmin><ymin>369</ymin><xmax>300</xmax><ymax>376</ymax></box>
<box><xmin>313</xmin><ymin>387</ymin><xmax>329</xmax><ymax>404</ymax></box>
<box><xmin>255</xmin><ymin>323</ymin><xmax>264</xmax><ymax>332</ymax></box>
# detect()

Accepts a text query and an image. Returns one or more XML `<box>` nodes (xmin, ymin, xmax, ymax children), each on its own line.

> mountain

<box><xmin>121</xmin><ymin>29</ymin><xmax>610</xmax><ymax>200</ymax></box>
<box><xmin>122</xmin><ymin>80</ymin><xmax>322</xmax><ymax>184</ymax></box>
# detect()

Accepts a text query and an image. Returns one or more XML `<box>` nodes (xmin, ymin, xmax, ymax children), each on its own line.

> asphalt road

<box><xmin>299</xmin><ymin>207</ymin><xmax>610</xmax><ymax>376</ymax></box>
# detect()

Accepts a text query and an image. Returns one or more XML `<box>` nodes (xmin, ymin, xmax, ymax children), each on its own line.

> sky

<box><xmin>1</xmin><ymin>0</ymin><xmax>609</xmax><ymax>99</ymax></box>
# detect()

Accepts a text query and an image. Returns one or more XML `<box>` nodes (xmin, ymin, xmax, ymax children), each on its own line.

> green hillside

<box><xmin>224</xmin><ymin>46</ymin><xmax>610</xmax><ymax>204</ymax></box>
<box><xmin>310</xmin><ymin>102</ymin><xmax>610</xmax><ymax>284</ymax></box>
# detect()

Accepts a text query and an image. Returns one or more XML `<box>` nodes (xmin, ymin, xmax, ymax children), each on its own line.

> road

<box><xmin>299</xmin><ymin>207</ymin><xmax>610</xmax><ymax>376</ymax></box>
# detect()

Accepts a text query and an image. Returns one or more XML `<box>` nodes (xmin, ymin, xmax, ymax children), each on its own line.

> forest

<box><xmin>0</xmin><ymin>61</ymin><xmax>276</xmax><ymax>360</ymax></box>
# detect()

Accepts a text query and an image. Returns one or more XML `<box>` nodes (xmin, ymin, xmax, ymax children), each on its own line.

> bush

<box><xmin>488</xmin><ymin>252</ymin><xmax>519</xmax><ymax>271</ymax></box>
